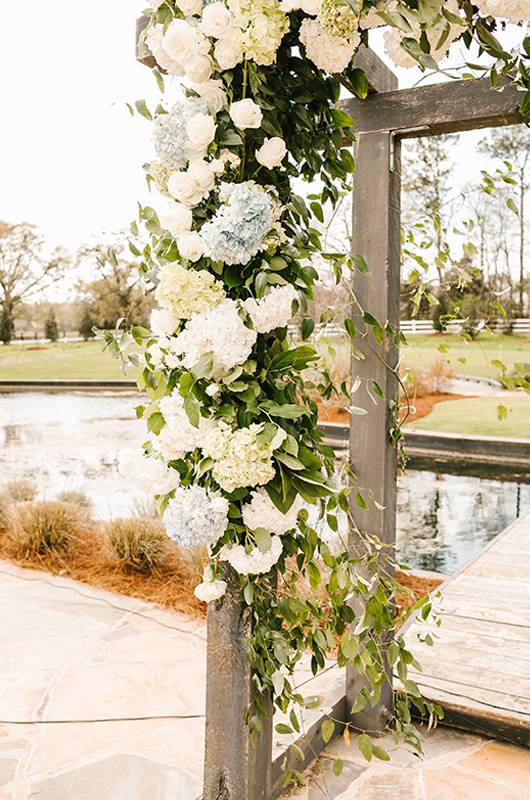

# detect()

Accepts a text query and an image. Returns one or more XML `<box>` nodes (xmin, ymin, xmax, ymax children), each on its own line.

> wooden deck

<box><xmin>404</xmin><ymin>511</ymin><xmax>530</xmax><ymax>747</ymax></box>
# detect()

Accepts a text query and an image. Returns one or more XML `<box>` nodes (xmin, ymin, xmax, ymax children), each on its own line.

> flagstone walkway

<box><xmin>1</xmin><ymin>559</ymin><xmax>529</xmax><ymax>800</ymax></box>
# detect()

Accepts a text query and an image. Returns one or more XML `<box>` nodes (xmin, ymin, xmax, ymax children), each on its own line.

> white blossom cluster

<box><xmin>220</xmin><ymin>535</ymin><xmax>283</xmax><ymax>575</ymax></box>
<box><xmin>299</xmin><ymin>17</ymin><xmax>360</xmax><ymax>73</ymax></box>
<box><xmin>154</xmin><ymin>263</ymin><xmax>225</xmax><ymax>320</ymax></box>
<box><xmin>169</xmin><ymin>298</ymin><xmax>257</xmax><ymax>378</ymax></box>
<box><xmin>202</xmin><ymin>422</ymin><xmax>286</xmax><ymax>492</ymax></box>
<box><xmin>163</xmin><ymin>485</ymin><xmax>229</xmax><ymax>547</ymax></box>
<box><xmin>154</xmin><ymin>390</ymin><xmax>216</xmax><ymax>460</ymax></box>
<box><xmin>243</xmin><ymin>284</ymin><xmax>298</xmax><ymax>334</ymax></box>
<box><xmin>117</xmin><ymin>447</ymin><xmax>180</xmax><ymax>495</ymax></box>
<box><xmin>474</xmin><ymin>0</ymin><xmax>530</xmax><ymax>23</ymax></box>
<box><xmin>194</xmin><ymin>575</ymin><xmax>228</xmax><ymax>602</ymax></box>
<box><xmin>242</xmin><ymin>488</ymin><xmax>303</xmax><ymax>535</ymax></box>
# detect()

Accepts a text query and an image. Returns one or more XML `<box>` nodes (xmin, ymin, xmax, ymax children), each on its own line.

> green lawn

<box><xmin>410</xmin><ymin>395</ymin><xmax>530</xmax><ymax>439</ymax></box>
<box><xmin>402</xmin><ymin>332</ymin><xmax>530</xmax><ymax>381</ymax></box>
<box><xmin>0</xmin><ymin>341</ymin><xmax>130</xmax><ymax>381</ymax></box>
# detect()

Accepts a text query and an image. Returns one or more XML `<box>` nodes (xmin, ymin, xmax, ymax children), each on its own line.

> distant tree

<box><xmin>402</xmin><ymin>134</ymin><xmax>458</xmax><ymax>284</ymax></box>
<box><xmin>0</xmin><ymin>221</ymin><xmax>68</xmax><ymax>344</ymax></box>
<box><xmin>77</xmin><ymin>242</ymin><xmax>153</xmax><ymax>330</ymax></box>
<box><xmin>78</xmin><ymin>306</ymin><xmax>96</xmax><ymax>340</ymax></box>
<box><xmin>479</xmin><ymin>126</ymin><xmax>530</xmax><ymax>315</ymax></box>
<box><xmin>44</xmin><ymin>308</ymin><xmax>59</xmax><ymax>342</ymax></box>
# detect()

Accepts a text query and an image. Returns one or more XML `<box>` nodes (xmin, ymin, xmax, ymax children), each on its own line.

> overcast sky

<box><xmin>0</xmin><ymin>4</ymin><xmax>523</xmax><ymax>278</ymax></box>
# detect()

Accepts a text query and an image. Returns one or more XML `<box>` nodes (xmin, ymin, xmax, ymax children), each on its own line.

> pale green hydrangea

<box><xmin>228</xmin><ymin>0</ymin><xmax>290</xmax><ymax>65</ymax></box>
<box><xmin>154</xmin><ymin>263</ymin><xmax>226</xmax><ymax>320</ymax></box>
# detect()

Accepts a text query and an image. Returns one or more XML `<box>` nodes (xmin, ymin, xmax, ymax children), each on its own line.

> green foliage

<box><xmin>44</xmin><ymin>308</ymin><xmax>59</xmax><ymax>342</ymax></box>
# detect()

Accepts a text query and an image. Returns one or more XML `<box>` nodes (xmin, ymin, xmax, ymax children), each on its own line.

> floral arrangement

<box><xmin>113</xmin><ymin>0</ymin><xmax>530</xmax><ymax>767</ymax></box>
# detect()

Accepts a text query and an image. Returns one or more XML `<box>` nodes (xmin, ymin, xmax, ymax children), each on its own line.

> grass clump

<box><xmin>57</xmin><ymin>490</ymin><xmax>92</xmax><ymax>511</ymax></box>
<box><xmin>11</xmin><ymin>501</ymin><xmax>83</xmax><ymax>558</ymax></box>
<box><xmin>107</xmin><ymin>517</ymin><xmax>169</xmax><ymax>573</ymax></box>
<box><xmin>4</xmin><ymin>480</ymin><xmax>37</xmax><ymax>503</ymax></box>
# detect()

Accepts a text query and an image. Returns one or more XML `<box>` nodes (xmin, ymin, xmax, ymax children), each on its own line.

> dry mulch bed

<box><xmin>318</xmin><ymin>393</ymin><xmax>471</xmax><ymax>426</ymax></box>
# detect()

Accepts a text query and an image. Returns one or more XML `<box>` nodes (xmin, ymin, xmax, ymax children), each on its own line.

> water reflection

<box><xmin>397</xmin><ymin>469</ymin><xmax>530</xmax><ymax>574</ymax></box>
<box><xmin>1</xmin><ymin>391</ymin><xmax>528</xmax><ymax>575</ymax></box>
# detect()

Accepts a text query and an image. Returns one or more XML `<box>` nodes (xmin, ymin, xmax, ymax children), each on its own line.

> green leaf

<box><xmin>254</xmin><ymin>527</ymin><xmax>272</xmax><ymax>554</ymax></box>
<box><xmin>352</xmin><ymin>253</ymin><xmax>370</xmax><ymax>274</ymax></box>
<box><xmin>275</xmin><ymin>723</ymin><xmax>293</xmax><ymax>735</ymax></box>
<box><xmin>348</xmin><ymin>68</ymin><xmax>369</xmax><ymax>100</ymax></box>
<box><xmin>321</xmin><ymin>719</ymin><xmax>335</xmax><ymax>744</ymax></box>
<box><xmin>332</xmin><ymin>758</ymin><xmax>344</xmax><ymax>777</ymax></box>
<box><xmin>373</xmin><ymin>745</ymin><xmax>390</xmax><ymax>762</ymax></box>
<box><xmin>497</xmin><ymin>404</ymin><xmax>508</xmax><ymax>421</ymax></box>
<box><xmin>184</xmin><ymin>393</ymin><xmax>200</xmax><ymax>429</ymax></box>
<box><xmin>147</xmin><ymin>411</ymin><xmax>164</xmax><ymax>435</ymax></box>
<box><xmin>358</xmin><ymin>733</ymin><xmax>373</xmax><ymax>761</ymax></box>
<box><xmin>191</xmin><ymin>351</ymin><xmax>214</xmax><ymax>380</ymax></box>
<box><xmin>135</xmin><ymin>99</ymin><xmax>152</xmax><ymax>120</ymax></box>
<box><xmin>275</xmin><ymin>452</ymin><xmax>305</xmax><ymax>471</ymax></box>
<box><xmin>261</xmin><ymin>402</ymin><xmax>307</xmax><ymax>419</ymax></box>
<box><xmin>301</xmin><ymin>318</ymin><xmax>315</xmax><ymax>341</ymax></box>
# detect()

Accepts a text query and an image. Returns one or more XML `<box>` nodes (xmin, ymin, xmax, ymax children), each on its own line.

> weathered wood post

<box><xmin>347</xmin><ymin>128</ymin><xmax>401</xmax><ymax>733</ymax></box>
<box><xmin>203</xmin><ymin>576</ymin><xmax>273</xmax><ymax>800</ymax></box>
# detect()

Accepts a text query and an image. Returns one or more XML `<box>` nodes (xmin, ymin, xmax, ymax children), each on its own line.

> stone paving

<box><xmin>1</xmin><ymin>559</ymin><xmax>529</xmax><ymax>800</ymax></box>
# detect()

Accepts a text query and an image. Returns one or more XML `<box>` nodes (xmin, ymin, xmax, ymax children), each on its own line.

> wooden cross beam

<box><xmin>346</xmin><ymin>74</ymin><xmax>528</xmax><ymax>735</ymax></box>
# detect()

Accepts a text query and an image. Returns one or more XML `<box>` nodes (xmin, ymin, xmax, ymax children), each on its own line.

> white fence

<box><xmin>401</xmin><ymin>318</ymin><xmax>530</xmax><ymax>335</ymax></box>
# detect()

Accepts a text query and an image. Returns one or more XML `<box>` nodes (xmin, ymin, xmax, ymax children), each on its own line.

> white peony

<box><xmin>177</xmin><ymin>0</ymin><xmax>203</xmax><ymax>14</ymax></box>
<box><xmin>194</xmin><ymin>578</ymin><xmax>227</xmax><ymax>602</ymax></box>
<box><xmin>168</xmin><ymin>159</ymin><xmax>217</xmax><ymax>206</ymax></box>
<box><xmin>255</xmin><ymin>137</ymin><xmax>287</xmax><ymax>169</ymax></box>
<box><xmin>177</xmin><ymin>231</ymin><xmax>205</xmax><ymax>262</ymax></box>
<box><xmin>214</xmin><ymin>35</ymin><xmax>244</xmax><ymax>69</ymax></box>
<box><xmin>200</xmin><ymin>2</ymin><xmax>234</xmax><ymax>38</ymax></box>
<box><xmin>242</xmin><ymin>488</ymin><xmax>303</xmax><ymax>535</ymax></box>
<box><xmin>243</xmin><ymin>284</ymin><xmax>298</xmax><ymax>333</ymax></box>
<box><xmin>190</xmin><ymin>79</ymin><xmax>228</xmax><ymax>113</ymax></box>
<box><xmin>299</xmin><ymin>17</ymin><xmax>358</xmax><ymax>72</ymax></box>
<box><xmin>159</xmin><ymin>201</ymin><xmax>193</xmax><ymax>237</ymax></box>
<box><xmin>117</xmin><ymin>448</ymin><xmax>180</xmax><ymax>495</ymax></box>
<box><xmin>150</xmin><ymin>308</ymin><xmax>180</xmax><ymax>336</ymax></box>
<box><xmin>185</xmin><ymin>113</ymin><xmax>217</xmax><ymax>158</ymax></box>
<box><xmin>220</xmin><ymin>535</ymin><xmax>283</xmax><ymax>575</ymax></box>
<box><xmin>229</xmin><ymin>99</ymin><xmax>263</xmax><ymax>130</ymax></box>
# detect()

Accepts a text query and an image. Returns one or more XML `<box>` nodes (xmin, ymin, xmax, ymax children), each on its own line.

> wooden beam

<box><xmin>203</xmin><ymin>575</ymin><xmax>273</xmax><ymax>800</ymax></box>
<box><xmin>352</xmin><ymin>45</ymin><xmax>398</xmax><ymax>94</ymax></box>
<box><xmin>344</xmin><ymin>77</ymin><xmax>526</xmax><ymax>136</ymax></box>
<box><xmin>347</xmin><ymin>130</ymin><xmax>401</xmax><ymax>733</ymax></box>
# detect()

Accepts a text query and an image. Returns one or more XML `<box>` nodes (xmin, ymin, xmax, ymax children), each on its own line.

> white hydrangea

<box><xmin>383</xmin><ymin>28</ymin><xmax>418</xmax><ymax>68</ymax></box>
<box><xmin>220</xmin><ymin>535</ymin><xmax>283</xmax><ymax>575</ymax></box>
<box><xmin>154</xmin><ymin>263</ymin><xmax>225</xmax><ymax>320</ymax></box>
<box><xmin>117</xmin><ymin>447</ymin><xmax>180</xmax><ymax>495</ymax></box>
<box><xmin>474</xmin><ymin>0</ymin><xmax>530</xmax><ymax>24</ymax></box>
<box><xmin>170</xmin><ymin>299</ymin><xmax>257</xmax><ymax>378</ymax></box>
<box><xmin>227</xmin><ymin>0</ymin><xmax>290</xmax><ymax>66</ymax></box>
<box><xmin>163</xmin><ymin>485</ymin><xmax>229</xmax><ymax>547</ymax></box>
<box><xmin>243</xmin><ymin>284</ymin><xmax>298</xmax><ymax>334</ymax></box>
<box><xmin>299</xmin><ymin>17</ymin><xmax>359</xmax><ymax>73</ymax></box>
<box><xmin>194</xmin><ymin>577</ymin><xmax>227</xmax><ymax>602</ymax></box>
<box><xmin>242</xmin><ymin>488</ymin><xmax>303</xmax><ymax>535</ymax></box>
<box><xmin>202</xmin><ymin>422</ymin><xmax>285</xmax><ymax>492</ymax></box>
<box><xmin>150</xmin><ymin>307</ymin><xmax>180</xmax><ymax>336</ymax></box>
<box><xmin>154</xmin><ymin>390</ymin><xmax>216</xmax><ymax>461</ymax></box>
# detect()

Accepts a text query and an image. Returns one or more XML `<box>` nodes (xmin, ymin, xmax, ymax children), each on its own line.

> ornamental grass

<box><xmin>56</xmin><ymin>490</ymin><xmax>92</xmax><ymax>512</ymax></box>
<box><xmin>3</xmin><ymin>480</ymin><xmax>37</xmax><ymax>503</ymax></box>
<box><xmin>9</xmin><ymin>501</ymin><xmax>84</xmax><ymax>559</ymax></box>
<box><xmin>106</xmin><ymin>517</ymin><xmax>169</xmax><ymax>573</ymax></box>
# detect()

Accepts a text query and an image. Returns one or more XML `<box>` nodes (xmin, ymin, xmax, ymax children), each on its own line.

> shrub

<box><xmin>107</xmin><ymin>517</ymin><xmax>169</xmax><ymax>573</ymax></box>
<box><xmin>4</xmin><ymin>480</ymin><xmax>37</xmax><ymax>503</ymax></box>
<box><xmin>0</xmin><ymin>499</ymin><xmax>14</xmax><ymax>537</ymax></box>
<box><xmin>11</xmin><ymin>501</ymin><xmax>82</xmax><ymax>558</ymax></box>
<box><xmin>401</xmin><ymin>359</ymin><xmax>455</xmax><ymax>399</ymax></box>
<box><xmin>57</xmin><ymin>490</ymin><xmax>92</xmax><ymax>512</ymax></box>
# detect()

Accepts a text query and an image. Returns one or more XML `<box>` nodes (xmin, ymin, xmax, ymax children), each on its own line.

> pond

<box><xmin>1</xmin><ymin>391</ymin><xmax>529</xmax><ymax>576</ymax></box>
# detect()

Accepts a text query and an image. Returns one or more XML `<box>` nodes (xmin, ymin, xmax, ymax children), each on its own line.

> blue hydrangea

<box><xmin>200</xmin><ymin>182</ymin><xmax>274</xmax><ymax>266</ymax></box>
<box><xmin>153</xmin><ymin>97</ymin><xmax>207</xmax><ymax>171</ymax></box>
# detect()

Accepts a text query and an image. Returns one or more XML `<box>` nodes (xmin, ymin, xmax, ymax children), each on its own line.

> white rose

<box><xmin>205</xmin><ymin>383</ymin><xmax>220</xmax><ymax>397</ymax></box>
<box><xmin>301</xmin><ymin>0</ymin><xmax>320</xmax><ymax>12</ymax></box>
<box><xmin>185</xmin><ymin>54</ymin><xmax>213</xmax><ymax>83</ymax></box>
<box><xmin>186</xmin><ymin>113</ymin><xmax>216</xmax><ymax>156</ymax></box>
<box><xmin>200</xmin><ymin>2</ymin><xmax>233</xmax><ymax>38</ymax></box>
<box><xmin>191</xmin><ymin>79</ymin><xmax>227</xmax><ymax>113</ymax></box>
<box><xmin>229</xmin><ymin>99</ymin><xmax>263</xmax><ymax>130</ymax></box>
<box><xmin>178</xmin><ymin>231</ymin><xmax>205</xmax><ymax>262</ymax></box>
<box><xmin>159</xmin><ymin>201</ymin><xmax>193</xmax><ymax>236</ymax></box>
<box><xmin>255</xmin><ymin>137</ymin><xmax>287</xmax><ymax>169</ymax></box>
<box><xmin>188</xmin><ymin>158</ymin><xmax>217</xmax><ymax>192</ymax></box>
<box><xmin>177</xmin><ymin>0</ymin><xmax>203</xmax><ymax>14</ymax></box>
<box><xmin>220</xmin><ymin>149</ymin><xmax>241</xmax><ymax>167</ymax></box>
<box><xmin>194</xmin><ymin>578</ymin><xmax>227</xmax><ymax>603</ymax></box>
<box><xmin>163</xmin><ymin>20</ymin><xmax>198</xmax><ymax>64</ymax></box>
<box><xmin>210</xmin><ymin>157</ymin><xmax>225</xmax><ymax>174</ymax></box>
<box><xmin>214</xmin><ymin>36</ymin><xmax>244</xmax><ymax>70</ymax></box>
<box><xmin>150</xmin><ymin>308</ymin><xmax>179</xmax><ymax>336</ymax></box>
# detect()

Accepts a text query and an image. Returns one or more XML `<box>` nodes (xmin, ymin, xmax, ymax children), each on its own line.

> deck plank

<box><xmin>404</xmin><ymin>512</ymin><xmax>530</xmax><ymax>745</ymax></box>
